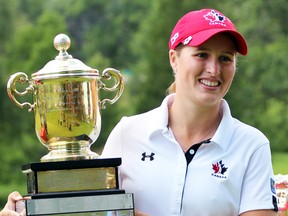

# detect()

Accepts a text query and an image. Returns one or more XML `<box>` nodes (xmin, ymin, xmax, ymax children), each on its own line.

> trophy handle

<box><xmin>99</xmin><ymin>68</ymin><xmax>124</xmax><ymax>109</ymax></box>
<box><xmin>7</xmin><ymin>72</ymin><xmax>35</xmax><ymax>112</ymax></box>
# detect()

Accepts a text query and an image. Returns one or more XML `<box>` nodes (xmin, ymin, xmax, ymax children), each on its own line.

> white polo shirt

<box><xmin>101</xmin><ymin>94</ymin><xmax>277</xmax><ymax>216</ymax></box>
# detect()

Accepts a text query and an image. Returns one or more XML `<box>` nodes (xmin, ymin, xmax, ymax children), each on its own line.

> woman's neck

<box><xmin>168</xmin><ymin>99</ymin><xmax>222</xmax><ymax>152</ymax></box>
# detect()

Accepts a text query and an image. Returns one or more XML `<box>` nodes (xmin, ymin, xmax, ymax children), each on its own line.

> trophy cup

<box><xmin>7</xmin><ymin>33</ymin><xmax>134</xmax><ymax>215</ymax></box>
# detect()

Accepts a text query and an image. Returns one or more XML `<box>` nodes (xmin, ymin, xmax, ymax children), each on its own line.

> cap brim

<box><xmin>187</xmin><ymin>29</ymin><xmax>248</xmax><ymax>55</ymax></box>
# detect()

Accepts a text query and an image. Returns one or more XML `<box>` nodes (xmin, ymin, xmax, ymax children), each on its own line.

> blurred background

<box><xmin>0</xmin><ymin>0</ymin><xmax>287</xmax><ymax>206</ymax></box>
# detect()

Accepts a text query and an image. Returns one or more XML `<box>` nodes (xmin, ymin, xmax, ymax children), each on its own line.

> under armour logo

<box><xmin>141</xmin><ymin>152</ymin><xmax>155</xmax><ymax>161</ymax></box>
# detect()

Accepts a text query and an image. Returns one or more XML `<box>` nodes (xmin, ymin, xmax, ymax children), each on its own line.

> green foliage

<box><xmin>0</xmin><ymin>0</ymin><xmax>18</xmax><ymax>42</ymax></box>
<box><xmin>256</xmin><ymin>98</ymin><xmax>288</xmax><ymax>152</ymax></box>
<box><xmin>224</xmin><ymin>1</ymin><xmax>288</xmax><ymax>154</ymax></box>
<box><xmin>272</xmin><ymin>152</ymin><xmax>288</xmax><ymax>174</ymax></box>
<box><xmin>132</xmin><ymin>0</ymin><xmax>180</xmax><ymax>112</ymax></box>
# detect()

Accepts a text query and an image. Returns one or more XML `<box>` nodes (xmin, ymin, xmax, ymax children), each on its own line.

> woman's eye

<box><xmin>219</xmin><ymin>56</ymin><xmax>232</xmax><ymax>62</ymax></box>
<box><xmin>196</xmin><ymin>53</ymin><xmax>208</xmax><ymax>58</ymax></box>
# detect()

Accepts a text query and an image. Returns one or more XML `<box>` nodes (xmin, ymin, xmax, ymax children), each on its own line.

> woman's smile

<box><xmin>199</xmin><ymin>79</ymin><xmax>220</xmax><ymax>87</ymax></box>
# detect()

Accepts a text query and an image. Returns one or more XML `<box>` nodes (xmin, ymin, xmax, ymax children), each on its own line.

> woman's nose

<box><xmin>207</xmin><ymin>59</ymin><xmax>220</xmax><ymax>76</ymax></box>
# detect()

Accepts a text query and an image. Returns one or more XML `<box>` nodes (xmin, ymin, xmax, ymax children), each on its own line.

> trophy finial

<box><xmin>54</xmin><ymin>34</ymin><xmax>72</xmax><ymax>60</ymax></box>
<box><xmin>54</xmin><ymin>33</ymin><xmax>71</xmax><ymax>51</ymax></box>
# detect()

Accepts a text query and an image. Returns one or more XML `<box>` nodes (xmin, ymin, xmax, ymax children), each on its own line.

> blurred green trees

<box><xmin>0</xmin><ymin>0</ymin><xmax>287</xmax><ymax>206</ymax></box>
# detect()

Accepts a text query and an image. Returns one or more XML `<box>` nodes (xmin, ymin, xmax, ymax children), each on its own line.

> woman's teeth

<box><xmin>200</xmin><ymin>79</ymin><xmax>219</xmax><ymax>87</ymax></box>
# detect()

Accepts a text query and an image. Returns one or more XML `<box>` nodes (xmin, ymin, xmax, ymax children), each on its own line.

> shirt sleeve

<box><xmin>239</xmin><ymin>143</ymin><xmax>278</xmax><ymax>214</ymax></box>
<box><xmin>100</xmin><ymin>118</ymin><xmax>125</xmax><ymax>159</ymax></box>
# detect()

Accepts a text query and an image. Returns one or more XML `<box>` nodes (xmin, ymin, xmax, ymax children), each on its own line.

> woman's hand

<box><xmin>0</xmin><ymin>191</ymin><xmax>25</xmax><ymax>216</ymax></box>
<box><xmin>135</xmin><ymin>209</ymin><xmax>149</xmax><ymax>216</ymax></box>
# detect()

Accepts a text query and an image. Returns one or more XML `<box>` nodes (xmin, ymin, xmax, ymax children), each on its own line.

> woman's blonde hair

<box><xmin>166</xmin><ymin>81</ymin><xmax>176</xmax><ymax>95</ymax></box>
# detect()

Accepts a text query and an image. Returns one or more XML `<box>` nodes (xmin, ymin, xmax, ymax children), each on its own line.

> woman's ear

<box><xmin>169</xmin><ymin>49</ymin><xmax>177</xmax><ymax>71</ymax></box>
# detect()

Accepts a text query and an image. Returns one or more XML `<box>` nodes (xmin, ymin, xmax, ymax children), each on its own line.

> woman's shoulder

<box><xmin>118</xmin><ymin>106</ymin><xmax>161</xmax><ymax>128</ymax></box>
<box><xmin>233</xmin><ymin>118</ymin><xmax>269</xmax><ymax>144</ymax></box>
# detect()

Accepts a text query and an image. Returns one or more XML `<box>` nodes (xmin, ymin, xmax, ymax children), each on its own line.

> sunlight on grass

<box><xmin>272</xmin><ymin>152</ymin><xmax>288</xmax><ymax>174</ymax></box>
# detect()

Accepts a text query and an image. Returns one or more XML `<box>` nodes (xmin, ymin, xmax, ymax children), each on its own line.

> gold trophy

<box><xmin>7</xmin><ymin>34</ymin><xmax>134</xmax><ymax>215</ymax></box>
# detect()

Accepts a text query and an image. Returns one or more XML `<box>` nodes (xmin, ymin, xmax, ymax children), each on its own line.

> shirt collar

<box><xmin>148</xmin><ymin>94</ymin><xmax>234</xmax><ymax>151</ymax></box>
<box><xmin>211</xmin><ymin>99</ymin><xmax>234</xmax><ymax>151</ymax></box>
<box><xmin>147</xmin><ymin>94</ymin><xmax>174</xmax><ymax>136</ymax></box>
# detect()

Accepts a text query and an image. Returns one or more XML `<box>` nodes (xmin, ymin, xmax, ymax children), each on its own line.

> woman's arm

<box><xmin>240</xmin><ymin>209</ymin><xmax>277</xmax><ymax>216</ymax></box>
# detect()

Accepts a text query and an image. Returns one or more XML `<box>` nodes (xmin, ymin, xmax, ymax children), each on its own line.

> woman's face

<box><xmin>169</xmin><ymin>33</ymin><xmax>237</xmax><ymax>107</ymax></box>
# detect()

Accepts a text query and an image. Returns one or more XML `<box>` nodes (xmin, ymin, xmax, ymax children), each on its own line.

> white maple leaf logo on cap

<box><xmin>204</xmin><ymin>10</ymin><xmax>226</xmax><ymax>25</ymax></box>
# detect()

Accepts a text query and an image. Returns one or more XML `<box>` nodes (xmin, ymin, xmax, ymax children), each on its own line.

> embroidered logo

<box><xmin>141</xmin><ymin>152</ymin><xmax>155</xmax><ymax>161</ymax></box>
<box><xmin>270</xmin><ymin>178</ymin><xmax>276</xmax><ymax>194</ymax></box>
<box><xmin>170</xmin><ymin>32</ymin><xmax>179</xmax><ymax>46</ymax></box>
<box><xmin>203</xmin><ymin>10</ymin><xmax>227</xmax><ymax>27</ymax></box>
<box><xmin>183</xmin><ymin>35</ymin><xmax>193</xmax><ymax>45</ymax></box>
<box><xmin>211</xmin><ymin>160</ymin><xmax>228</xmax><ymax>178</ymax></box>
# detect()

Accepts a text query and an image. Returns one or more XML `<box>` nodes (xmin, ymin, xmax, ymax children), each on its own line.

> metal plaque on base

<box><xmin>22</xmin><ymin>158</ymin><xmax>121</xmax><ymax>194</ymax></box>
<box><xmin>7</xmin><ymin>34</ymin><xmax>134</xmax><ymax>215</ymax></box>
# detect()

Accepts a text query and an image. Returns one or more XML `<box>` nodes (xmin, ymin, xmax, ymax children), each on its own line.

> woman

<box><xmin>101</xmin><ymin>8</ymin><xmax>278</xmax><ymax>216</ymax></box>
<box><xmin>0</xmin><ymin>8</ymin><xmax>278</xmax><ymax>216</ymax></box>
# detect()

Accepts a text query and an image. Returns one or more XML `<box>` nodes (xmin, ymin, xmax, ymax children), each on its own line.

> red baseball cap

<box><xmin>169</xmin><ymin>9</ymin><xmax>248</xmax><ymax>55</ymax></box>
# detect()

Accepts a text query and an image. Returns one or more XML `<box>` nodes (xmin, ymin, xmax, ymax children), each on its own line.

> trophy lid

<box><xmin>32</xmin><ymin>33</ymin><xmax>99</xmax><ymax>80</ymax></box>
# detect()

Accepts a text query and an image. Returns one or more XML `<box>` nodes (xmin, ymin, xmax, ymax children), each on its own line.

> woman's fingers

<box><xmin>135</xmin><ymin>209</ymin><xmax>150</xmax><ymax>216</ymax></box>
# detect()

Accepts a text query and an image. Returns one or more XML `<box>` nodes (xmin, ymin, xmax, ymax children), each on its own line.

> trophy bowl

<box><xmin>7</xmin><ymin>33</ymin><xmax>124</xmax><ymax>162</ymax></box>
